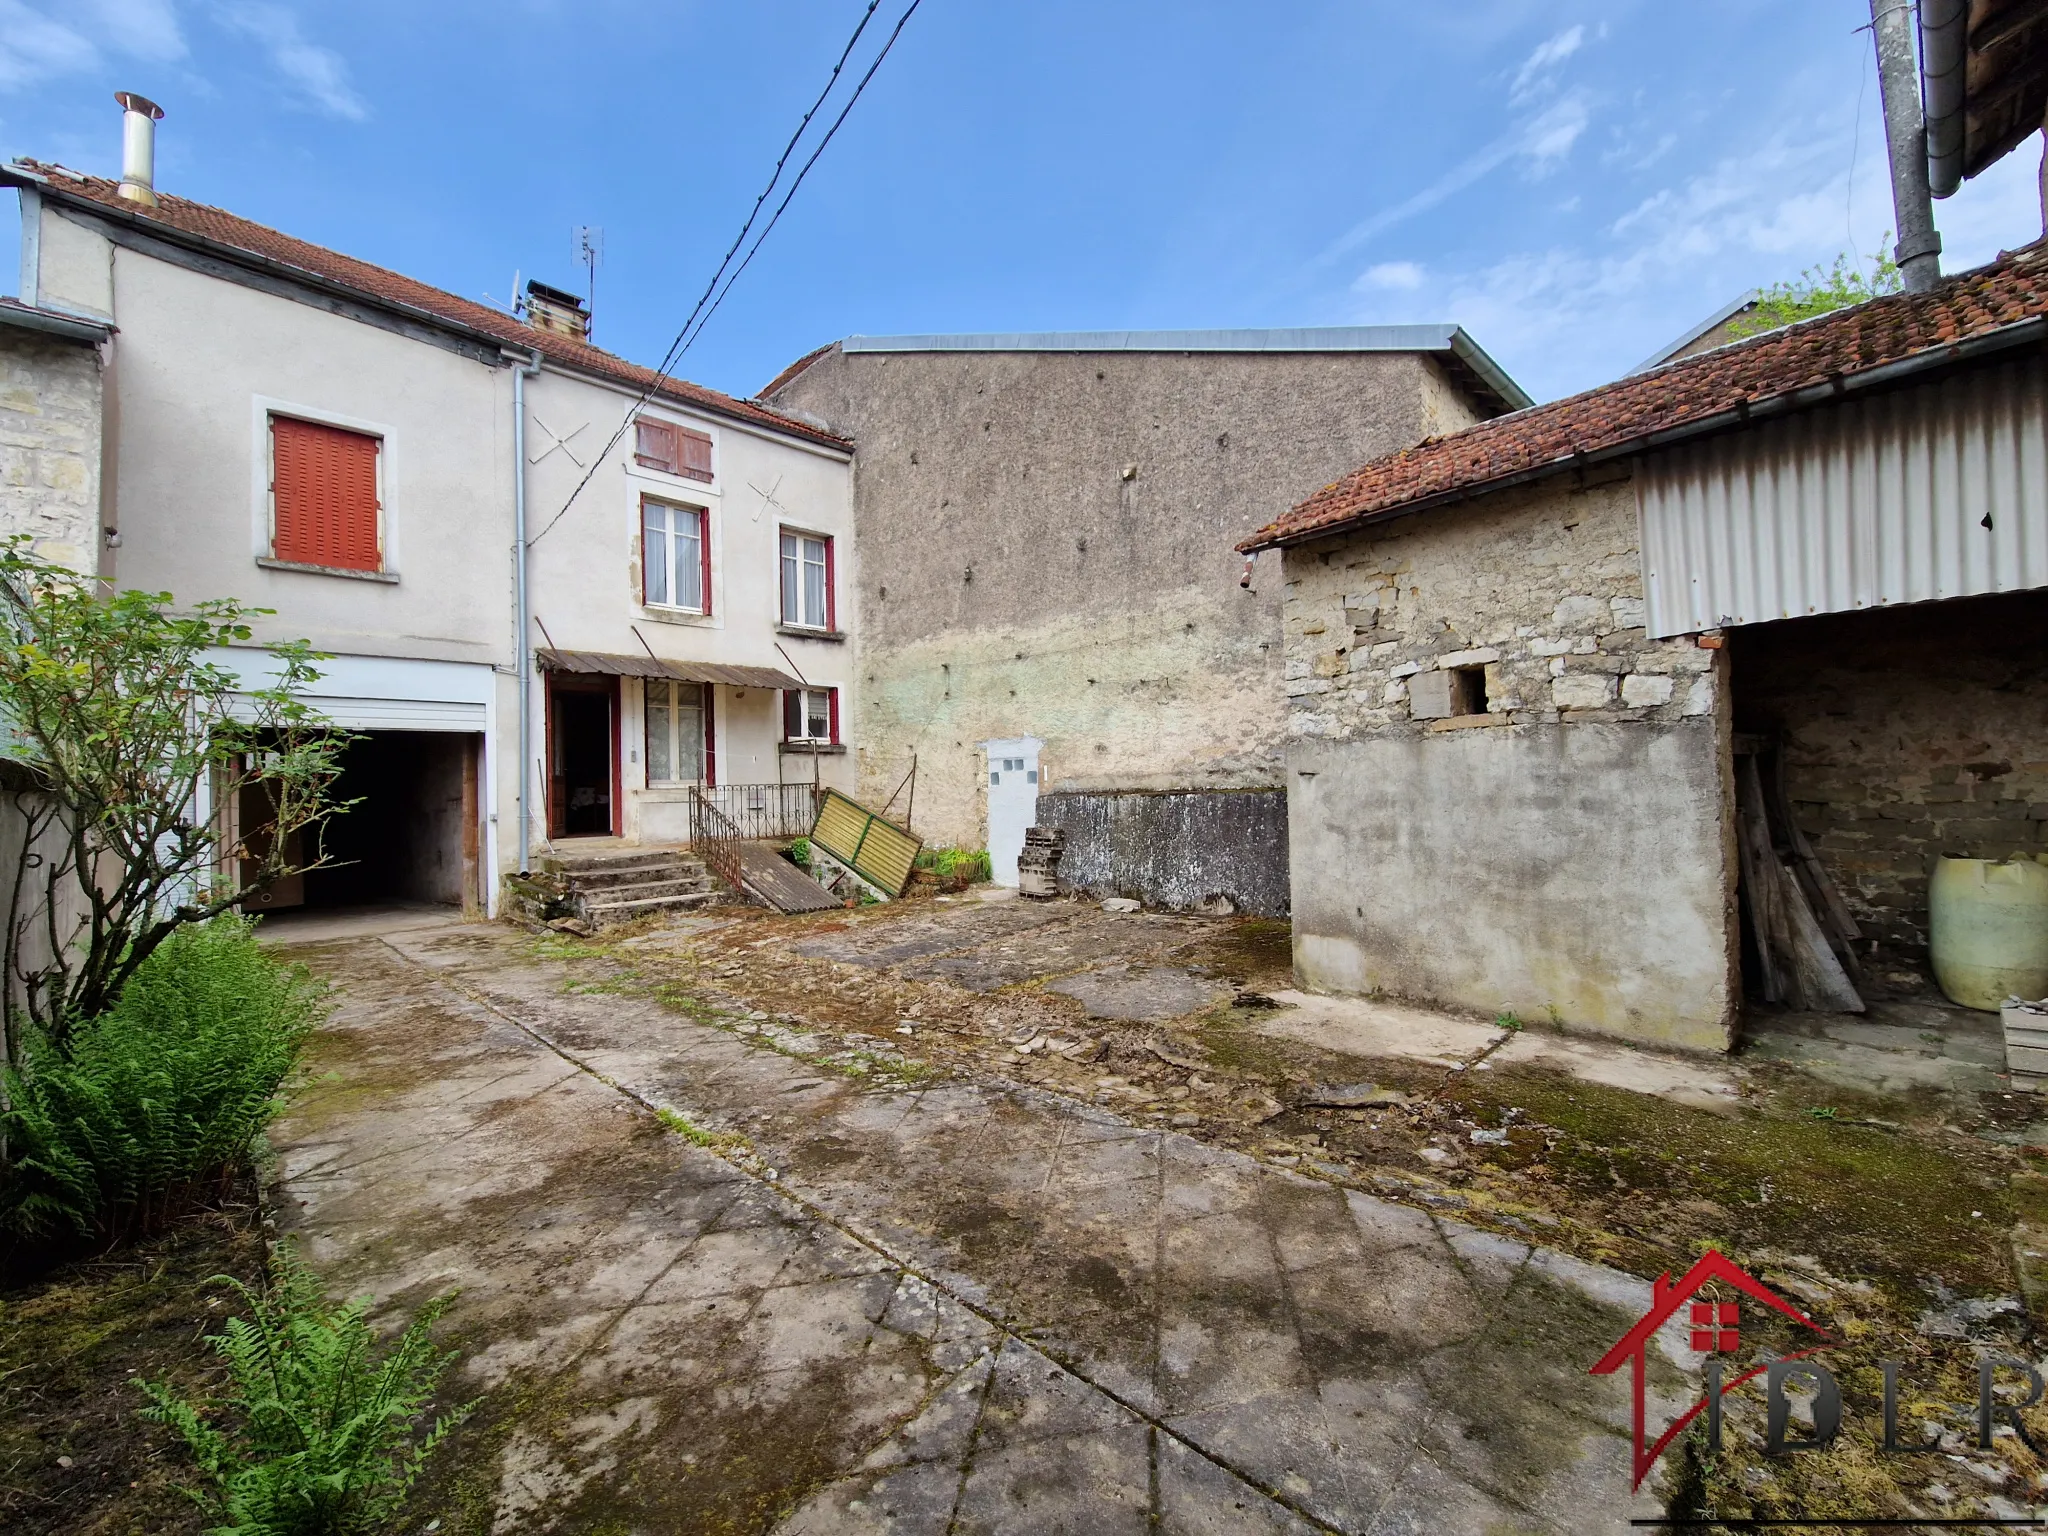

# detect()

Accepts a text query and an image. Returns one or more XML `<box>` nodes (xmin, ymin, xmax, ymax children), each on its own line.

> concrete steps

<box><xmin>530</xmin><ymin>846</ymin><xmax>720</xmax><ymax>928</ymax></box>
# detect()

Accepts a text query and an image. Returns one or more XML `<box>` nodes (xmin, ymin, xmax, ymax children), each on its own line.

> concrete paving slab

<box><xmin>268</xmin><ymin>928</ymin><xmax>1692</xmax><ymax>1533</ymax></box>
<box><xmin>1488</xmin><ymin>1029</ymin><xmax>1745</xmax><ymax>1112</ymax></box>
<box><xmin>1253</xmin><ymin>990</ymin><xmax>1506</xmax><ymax>1068</ymax></box>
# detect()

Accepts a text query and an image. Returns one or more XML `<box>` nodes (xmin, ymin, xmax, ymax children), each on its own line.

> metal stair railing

<box><xmin>687</xmin><ymin>785</ymin><xmax>748</xmax><ymax>896</ymax></box>
<box><xmin>697</xmin><ymin>782</ymin><xmax>819</xmax><ymax>840</ymax></box>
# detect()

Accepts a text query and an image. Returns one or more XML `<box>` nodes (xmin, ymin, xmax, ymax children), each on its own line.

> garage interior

<box><xmin>243</xmin><ymin>730</ymin><xmax>482</xmax><ymax>917</ymax></box>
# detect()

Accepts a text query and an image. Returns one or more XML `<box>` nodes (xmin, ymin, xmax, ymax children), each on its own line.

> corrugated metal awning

<box><xmin>535</xmin><ymin>648</ymin><xmax>802</xmax><ymax>691</ymax></box>
<box><xmin>1639</xmin><ymin>353</ymin><xmax>2048</xmax><ymax>637</ymax></box>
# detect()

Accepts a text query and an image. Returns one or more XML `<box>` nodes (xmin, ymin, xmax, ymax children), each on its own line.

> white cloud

<box><xmin>1358</xmin><ymin>260</ymin><xmax>1426</xmax><ymax>291</ymax></box>
<box><xmin>218</xmin><ymin>3</ymin><xmax>365</xmax><ymax>120</ymax></box>
<box><xmin>1511</xmin><ymin>24</ymin><xmax>1583</xmax><ymax>104</ymax></box>
<box><xmin>0</xmin><ymin>0</ymin><xmax>183</xmax><ymax>93</ymax></box>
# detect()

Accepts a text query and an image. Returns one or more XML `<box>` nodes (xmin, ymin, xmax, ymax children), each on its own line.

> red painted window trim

<box><xmin>827</xmin><ymin>686</ymin><xmax>840</xmax><ymax>744</ymax></box>
<box><xmin>782</xmin><ymin>686</ymin><xmax>838</xmax><ymax>745</ymax></box>
<box><xmin>641</xmin><ymin>497</ymin><xmax>711</xmax><ymax>616</ymax></box>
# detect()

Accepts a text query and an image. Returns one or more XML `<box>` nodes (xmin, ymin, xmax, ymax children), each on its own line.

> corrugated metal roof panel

<box><xmin>1640</xmin><ymin>354</ymin><xmax>2048</xmax><ymax>637</ymax></box>
<box><xmin>535</xmin><ymin>648</ymin><xmax>802</xmax><ymax>691</ymax></box>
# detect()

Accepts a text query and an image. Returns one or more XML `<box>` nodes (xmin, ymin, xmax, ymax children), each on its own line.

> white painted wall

<box><xmin>520</xmin><ymin>365</ymin><xmax>856</xmax><ymax>837</ymax></box>
<box><xmin>28</xmin><ymin>199</ymin><xmax>856</xmax><ymax>895</ymax></box>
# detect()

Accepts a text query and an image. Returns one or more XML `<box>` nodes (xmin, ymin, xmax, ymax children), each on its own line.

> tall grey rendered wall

<box><xmin>769</xmin><ymin>344</ymin><xmax>1480</xmax><ymax>906</ymax></box>
<box><xmin>1036</xmin><ymin>788</ymin><xmax>1288</xmax><ymax>916</ymax></box>
<box><xmin>1279</xmin><ymin>476</ymin><xmax>1738</xmax><ymax>1053</ymax></box>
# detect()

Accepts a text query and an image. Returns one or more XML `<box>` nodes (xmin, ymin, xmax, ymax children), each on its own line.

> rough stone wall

<box><xmin>0</xmin><ymin>330</ymin><xmax>102</xmax><ymax>576</ymax></box>
<box><xmin>1279</xmin><ymin>474</ymin><xmax>1739</xmax><ymax>1052</ymax></box>
<box><xmin>769</xmin><ymin>347</ymin><xmax>1486</xmax><ymax>853</ymax></box>
<box><xmin>1035</xmin><ymin>788</ymin><xmax>1289</xmax><ymax>916</ymax></box>
<box><xmin>1732</xmin><ymin>589</ymin><xmax>2048</xmax><ymax>990</ymax></box>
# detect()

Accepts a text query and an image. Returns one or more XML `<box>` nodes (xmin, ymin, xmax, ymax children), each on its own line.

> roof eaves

<box><xmin>6</xmin><ymin>165</ymin><xmax>848</xmax><ymax>452</ymax></box>
<box><xmin>1238</xmin><ymin>311</ymin><xmax>2048</xmax><ymax>554</ymax></box>
<box><xmin>1444</xmin><ymin>326</ymin><xmax>1534</xmax><ymax>413</ymax></box>
<box><xmin>0</xmin><ymin>298</ymin><xmax>113</xmax><ymax>344</ymax></box>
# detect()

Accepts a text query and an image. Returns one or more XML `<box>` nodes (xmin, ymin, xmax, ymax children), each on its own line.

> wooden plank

<box><xmin>736</xmin><ymin>842</ymin><xmax>842</xmax><ymax>914</ymax></box>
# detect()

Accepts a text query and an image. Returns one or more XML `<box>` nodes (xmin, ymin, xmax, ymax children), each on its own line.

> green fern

<box><xmin>1</xmin><ymin>916</ymin><xmax>324</xmax><ymax>1244</ymax></box>
<box><xmin>139</xmin><ymin>1241</ymin><xmax>474</xmax><ymax>1536</ymax></box>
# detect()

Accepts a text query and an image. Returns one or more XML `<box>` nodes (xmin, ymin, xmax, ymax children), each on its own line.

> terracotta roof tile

<box><xmin>10</xmin><ymin>162</ymin><xmax>849</xmax><ymax>452</ymax></box>
<box><xmin>1241</xmin><ymin>240</ymin><xmax>2048</xmax><ymax>551</ymax></box>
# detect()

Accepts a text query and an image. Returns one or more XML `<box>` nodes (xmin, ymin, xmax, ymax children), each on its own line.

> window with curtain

<box><xmin>779</xmin><ymin>530</ymin><xmax>832</xmax><ymax>629</ymax></box>
<box><xmin>643</xmin><ymin>498</ymin><xmax>707</xmax><ymax>612</ymax></box>
<box><xmin>644</xmin><ymin>679</ymin><xmax>707</xmax><ymax>784</ymax></box>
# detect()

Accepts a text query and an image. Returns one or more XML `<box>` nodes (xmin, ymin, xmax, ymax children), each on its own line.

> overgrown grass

<box><xmin>914</xmin><ymin>846</ymin><xmax>991</xmax><ymax>890</ymax></box>
<box><xmin>0</xmin><ymin>917</ymin><xmax>325</xmax><ymax>1251</ymax></box>
<box><xmin>139</xmin><ymin>1241</ymin><xmax>471</xmax><ymax>1536</ymax></box>
<box><xmin>654</xmin><ymin>1106</ymin><xmax>750</xmax><ymax>1154</ymax></box>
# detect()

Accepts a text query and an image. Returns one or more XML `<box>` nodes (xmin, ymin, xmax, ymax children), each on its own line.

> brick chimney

<box><xmin>522</xmin><ymin>280</ymin><xmax>589</xmax><ymax>342</ymax></box>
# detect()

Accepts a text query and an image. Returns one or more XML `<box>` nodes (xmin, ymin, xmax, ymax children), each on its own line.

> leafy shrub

<box><xmin>789</xmin><ymin>836</ymin><xmax>811</xmax><ymax>870</ymax></box>
<box><xmin>0</xmin><ymin>917</ymin><xmax>324</xmax><ymax>1246</ymax></box>
<box><xmin>140</xmin><ymin>1242</ymin><xmax>473</xmax><ymax>1536</ymax></box>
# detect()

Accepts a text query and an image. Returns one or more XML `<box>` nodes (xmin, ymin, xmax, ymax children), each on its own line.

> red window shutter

<box><xmin>678</xmin><ymin>428</ymin><xmax>713</xmax><ymax>482</ymax></box>
<box><xmin>823</xmin><ymin>536</ymin><xmax>837</xmax><ymax>631</ymax></box>
<box><xmin>271</xmin><ymin>416</ymin><xmax>380</xmax><ymax>571</ymax></box>
<box><xmin>828</xmin><ymin>688</ymin><xmax>840</xmax><ymax>744</ymax></box>
<box><xmin>783</xmin><ymin>690</ymin><xmax>800</xmax><ymax>740</ymax></box>
<box><xmin>696</xmin><ymin>507</ymin><xmax>713</xmax><ymax>615</ymax></box>
<box><xmin>634</xmin><ymin>420</ymin><xmax>677</xmax><ymax>472</ymax></box>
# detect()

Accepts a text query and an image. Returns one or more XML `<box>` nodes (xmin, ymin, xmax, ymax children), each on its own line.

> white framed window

<box><xmin>782</xmin><ymin>686</ymin><xmax>837</xmax><ymax>745</ymax></box>
<box><xmin>779</xmin><ymin>530</ymin><xmax>834</xmax><ymax>629</ymax></box>
<box><xmin>645</xmin><ymin>679</ymin><xmax>708</xmax><ymax>784</ymax></box>
<box><xmin>643</xmin><ymin>497</ymin><xmax>708</xmax><ymax>613</ymax></box>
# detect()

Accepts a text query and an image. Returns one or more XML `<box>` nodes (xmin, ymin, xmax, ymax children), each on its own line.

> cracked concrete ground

<box><xmin>267</xmin><ymin>923</ymin><xmax>1690</xmax><ymax>1534</ymax></box>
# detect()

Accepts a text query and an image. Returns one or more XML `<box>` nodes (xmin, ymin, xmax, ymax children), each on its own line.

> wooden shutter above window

<box><xmin>271</xmin><ymin>416</ymin><xmax>381</xmax><ymax>572</ymax></box>
<box><xmin>634</xmin><ymin>419</ymin><xmax>713</xmax><ymax>482</ymax></box>
<box><xmin>634</xmin><ymin>419</ymin><xmax>678</xmax><ymax>473</ymax></box>
<box><xmin>678</xmin><ymin>427</ymin><xmax>713</xmax><ymax>482</ymax></box>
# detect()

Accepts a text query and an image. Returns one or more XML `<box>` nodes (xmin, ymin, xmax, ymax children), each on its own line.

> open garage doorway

<box><xmin>243</xmin><ymin>731</ymin><xmax>484</xmax><ymax>919</ymax></box>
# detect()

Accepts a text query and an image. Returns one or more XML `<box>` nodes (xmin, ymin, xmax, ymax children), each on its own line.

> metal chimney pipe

<box><xmin>114</xmin><ymin>92</ymin><xmax>165</xmax><ymax>206</ymax></box>
<box><xmin>1869</xmin><ymin>0</ymin><xmax>1942</xmax><ymax>292</ymax></box>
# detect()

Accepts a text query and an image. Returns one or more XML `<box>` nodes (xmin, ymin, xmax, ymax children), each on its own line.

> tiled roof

<box><xmin>1241</xmin><ymin>239</ymin><xmax>2048</xmax><ymax>552</ymax></box>
<box><xmin>6</xmin><ymin>162</ymin><xmax>849</xmax><ymax>452</ymax></box>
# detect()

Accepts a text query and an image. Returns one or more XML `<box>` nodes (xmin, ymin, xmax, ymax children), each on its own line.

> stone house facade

<box><xmin>766</xmin><ymin>328</ymin><xmax>1527</xmax><ymax>909</ymax></box>
<box><xmin>1243</xmin><ymin>241</ymin><xmax>2048</xmax><ymax>1053</ymax></box>
<box><xmin>0</xmin><ymin>298</ymin><xmax>110</xmax><ymax>576</ymax></box>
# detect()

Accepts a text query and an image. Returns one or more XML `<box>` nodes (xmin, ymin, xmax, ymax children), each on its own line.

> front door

<box><xmin>983</xmin><ymin>737</ymin><xmax>1041</xmax><ymax>887</ymax></box>
<box><xmin>548</xmin><ymin>677</ymin><xmax>618</xmax><ymax>838</ymax></box>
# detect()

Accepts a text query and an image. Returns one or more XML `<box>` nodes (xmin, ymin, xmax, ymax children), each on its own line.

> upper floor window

<box><xmin>782</xmin><ymin>686</ymin><xmax>838</xmax><ymax>745</ymax></box>
<box><xmin>645</xmin><ymin>679</ymin><xmax>708</xmax><ymax>785</ymax></box>
<box><xmin>269</xmin><ymin>415</ymin><xmax>382</xmax><ymax>571</ymax></box>
<box><xmin>635</xmin><ymin>418</ymin><xmax>713</xmax><ymax>482</ymax></box>
<box><xmin>643</xmin><ymin>498</ymin><xmax>708</xmax><ymax>613</ymax></box>
<box><xmin>780</xmin><ymin>531</ymin><xmax>833</xmax><ymax>630</ymax></box>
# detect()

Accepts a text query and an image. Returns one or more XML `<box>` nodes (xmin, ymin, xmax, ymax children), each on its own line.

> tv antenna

<box><xmin>575</xmin><ymin>227</ymin><xmax>603</xmax><ymax>340</ymax></box>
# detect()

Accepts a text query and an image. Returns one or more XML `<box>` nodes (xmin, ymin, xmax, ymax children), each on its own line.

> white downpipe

<box><xmin>508</xmin><ymin>348</ymin><xmax>542</xmax><ymax>872</ymax></box>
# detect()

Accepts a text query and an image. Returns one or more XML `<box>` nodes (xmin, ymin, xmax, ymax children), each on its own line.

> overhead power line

<box><xmin>528</xmin><ymin>0</ymin><xmax>922</xmax><ymax>549</ymax></box>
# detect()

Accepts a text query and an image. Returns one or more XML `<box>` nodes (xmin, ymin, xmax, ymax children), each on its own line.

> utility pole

<box><xmin>1869</xmin><ymin>0</ymin><xmax>1943</xmax><ymax>292</ymax></box>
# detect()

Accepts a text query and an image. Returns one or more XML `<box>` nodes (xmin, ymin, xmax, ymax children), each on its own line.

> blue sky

<box><xmin>4</xmin><ymin>0</ymin><xmax>2043</xmax><ymax>404</ymax></box>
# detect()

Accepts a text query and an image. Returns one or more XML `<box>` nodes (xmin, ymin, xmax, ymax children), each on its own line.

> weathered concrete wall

<box><xmin>1732</xmin><ymin>588</ymin><xmax>2048</xmax><ymax>989</ymax></box>
<box><xmin>1280</xmin><ymin>475</ymin><xmax>1738</xmax><ymax>1051</ymax></box>
<box><xmin>769</xmin><ymin>347</ymin><xmax>1485</xmax><ymax>853</ymax></box>
<box><xmin>0</xmin><ymin>328</ymin><xmax>102</xmax><ymax>575</ymax></box>
<box><xmin>1036</xmin><ymin>789</ymin><xmax>1289</xmax><ymax>916</ymax></box>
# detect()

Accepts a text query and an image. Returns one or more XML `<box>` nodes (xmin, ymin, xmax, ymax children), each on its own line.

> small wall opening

<box><xmin>1449</xmin><ymin>666</ymin><xmax>1489</xmax><ymax>716</ymax></box>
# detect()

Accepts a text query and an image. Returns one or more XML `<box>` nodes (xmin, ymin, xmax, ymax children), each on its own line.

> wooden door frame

<box><xmin>545</xmin><ymin>673</ymin><xmax>622</xmax><ymax>839</ymax></box>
